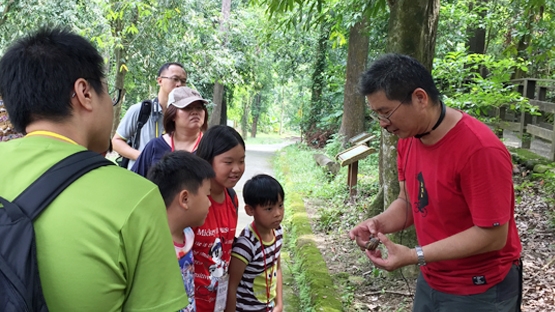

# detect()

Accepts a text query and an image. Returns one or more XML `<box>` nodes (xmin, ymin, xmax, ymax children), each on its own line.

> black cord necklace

<box><xmin>414</xmin><ymin>101</ymin><xmax>446</xmax><ymax>139</ymax></box>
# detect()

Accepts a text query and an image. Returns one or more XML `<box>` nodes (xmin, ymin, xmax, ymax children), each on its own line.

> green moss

<box><xmin>282</xmin><ymin>179</ymin><xmax>344</xmax><ymax>311</ymax></box>
<box><xmin>280</xmin><ymin>251</ymin><xmax>302</xmax><ymax>311</ymax></box>
<box><xmin>508</xmin><ymin>146</ymin><xmax>551</xmax><ymax>169</ymax></box>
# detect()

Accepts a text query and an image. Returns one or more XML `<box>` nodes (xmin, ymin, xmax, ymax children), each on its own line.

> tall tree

<box><xmin>507</xmin><ymin>0</ymin><xmax>546</xmax><ymax>79</ymax></box>
<box><xmin>371</xmin><ymin>0</ymin><xmax>440</xmax><ymax>263</ymax></box>
<box><xmin>251</xmin><ymin>93</ymin><xmax>262</xmax><ymax>138</ymax></box>
<box><xmin>338</xmin><ymin>16</ymin><xmax>369</xmax><ymax>143</ymax></box>
<box><xmin>306</xmin><ymin>22</ymin><xmax>331</xmax><ymax>139</ymax></box>
<box><xmin>107</xmin><ymin>0</ymin><xmax>139</xmax><ymax>137</ymax></box>
<box><xmin>467</xmin><ymin>0</ymin><xmax>487</xmax><ymax>55</ymax></box>
<box><xmin>209</xmin><ymin>0</ymin><xmax>232</xmax><ymax>127</ymax></box>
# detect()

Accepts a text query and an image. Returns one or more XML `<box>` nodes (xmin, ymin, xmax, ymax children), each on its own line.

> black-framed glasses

<box><xmin>111</xmin><ymin>88</ymin><xmax>122</xmax><ymax>106</ymax></box>
<box><xmin>83</xmin><ymin>78</ymin><xmax>122</xmax><ymax>106</ymax></box>
<box><xmin>160</xmin><ymin>76</ymin><xmax>187</xmax><ymax>85</ymax></box>
<box><xmin>369</xmin><ymin>101</ymin><xmax>403</xmax><ymax>125</ymax></box>
<box><xmin>368</xmin><ymin>90</ymin><xmax>415</xmax><ymax>125</ymax></box>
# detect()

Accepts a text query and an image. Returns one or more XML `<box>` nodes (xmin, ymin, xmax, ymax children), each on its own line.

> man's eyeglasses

<box><xmin>369</xmin><ymin>101</ymin><xmax>403</xmax><ymax>125</ymax></box>
<box><xmin>72</xmin><ymin>80</ymin><xmax>122</xmax><ymax>106</ymax></box>
<box><xmin>110</xmin><ymin>88</ymin><xmax>122</xmax><ymax>106</ymax></box>
<box><xmin>160</xmin><ymin>76</ymin><xmax>187</xmax><ymax>85</ymax></box>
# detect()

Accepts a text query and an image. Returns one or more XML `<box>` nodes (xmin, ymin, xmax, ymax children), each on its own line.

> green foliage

<box><xmin>6</xmin><ymin>0</ymin><xmax>555</xmax><ymax>146</ymax></box>
<box><xmin>433</xmin><ymin>52</ymin><xmax>536</xmax><ymax>118</ymax></box>
<box><xmin>324</xmin><ymin>133</ymin><xmax>345</xmax><ymax>159</ymax></box>
<box><xmin>274</xmin><ymin>143</ymin><xmax>380</xmax><ymax>234</ymax></box>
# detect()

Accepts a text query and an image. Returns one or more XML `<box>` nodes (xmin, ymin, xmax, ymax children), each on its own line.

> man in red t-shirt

<box><xmin>349</xmin><ymin>54</ymin><xmax>522</xmax><ymax>312</ymax></box>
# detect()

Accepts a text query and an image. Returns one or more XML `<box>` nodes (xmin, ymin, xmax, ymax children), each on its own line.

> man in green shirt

<box><xmin>0</xmin><ymin>27</ymin><xmax>188</xmax><ymax>311</ymax></box>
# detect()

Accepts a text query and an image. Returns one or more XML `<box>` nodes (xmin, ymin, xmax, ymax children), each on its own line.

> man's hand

<box><xmin>349</xmin><ymin>218</ymin><xmax>381</xmax><ymax>251</ymax></box>
<box><xmin>365</xmin><ymin>233</ymin><xmax>417</xmax><ymax>271</ymax></box>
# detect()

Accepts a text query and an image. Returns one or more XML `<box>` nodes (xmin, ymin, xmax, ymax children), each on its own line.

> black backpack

<box><xmin>117</xmin><ymin>99</ymin><xmax>153</xmax><ymax>168</ymax></box>
<box><xmin>227</xmin><ymin>188</ymin><xmax>238</xmax><ymax>213</ymax></box>
<box><xmin>0</xmin><ymin>151</ymin><xmax>114</xmax><ymax>312</ymax></box>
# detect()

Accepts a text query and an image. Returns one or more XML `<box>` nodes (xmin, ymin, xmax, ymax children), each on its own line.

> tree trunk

<box><xmin>210</xmin><ymin>82</ymin><xmax>224</xmax><ymax>127</ymax></box>
<box><xmin>241</xmin><ymin>93</ymin><xmax>249</xmax><ymax>139</ymax></box>
<box><xmin>467</xmin><ymin>1</ymin><xmax>486</xmax><ymax>55</ymax></box>
<box><xmin>220</xmin><ymin>86</ymin><xmax>228</xmax><ymax>125</ymax></box>
<box><xmin>251</xmin><ymin>93</ymin><xmax>261</xmax><ymax>138</ymax></box>
<box><xmin>111</xmin><ymin>45</ymin><xmax>127</xmax><ymax>138</ymax></box>
<box><xmin>209</xmin><ymin>0</ymin><xmax>232</xmax><ymax>127</ymax></box>
<box><xmin>467</xmin><ymin>0</ymin><xmax>487</xmax><ymax>77</ymax></box>
<box><xmin>379</xmin><ymin>0</ymin><xmax>440</xmax><ymax>275</ymax></box>
<box><xmin>305</xmin><ymin>23</ymin><xmax>330</xmax><ymax>136</ymax></box>
<box><xmin>279</xmin><ymin>86</ymin><xmax>285</xmax><ymax>136</ymax></box>
<box><xmin>510</xmin><ymin>5</ymin><xmax>543</xmax><ymax>79</ymax></box>
<box><xmin>339</xmin><ymin>17</ymin><xmax>369</xmax><ymax>145</ymax></box>
<box><xmin>109</xmin><ymin>3</ymin><xmax>136</xmax><ymax>137</ymax></box>
<box><xmin>313</xmin><ymin>153</ymin><xmax>340</xmax><ymax>176</ymax></box>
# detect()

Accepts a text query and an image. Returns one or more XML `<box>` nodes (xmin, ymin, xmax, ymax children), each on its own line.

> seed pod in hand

<box><xmin>365</xmin><ymin>237</ymin><xmax>381</xmax><ymax>251</ymax></box>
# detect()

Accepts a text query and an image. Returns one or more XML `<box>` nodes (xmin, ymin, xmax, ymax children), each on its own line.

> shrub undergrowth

<box><xmin>274</xmin><ymin>141</ymin><xmax>380</xmax><ymax>234</ymax></box>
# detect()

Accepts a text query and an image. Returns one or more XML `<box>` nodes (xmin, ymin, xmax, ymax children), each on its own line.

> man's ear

<box><xmin>245</xmin><ymin>204</ymin><xmax>255</xmax><ymax>216</ymax></box>
<box><xmin>179</xmin><ymin>189</ymin><xmax>189</xmax><ymax>211</ymax></box>
<box><xmin>412</xmin><ymin>88</ymin><xmax>430</xmax><ymax>109</ymax></box>
<box><xmin>156</xmin><ymin>76</ymin><xmax>163</xmax><ymax>86</ymax></box>
<box><xmin>72</xmin><ymin>78</ymin><xmax>94</xmax><ymax>111</ymax></box>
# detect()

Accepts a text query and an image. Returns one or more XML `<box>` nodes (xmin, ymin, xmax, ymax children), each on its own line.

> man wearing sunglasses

<box><xmin>350</xmin><ymin>54</ymin><xmax>522</xmax><ymax>312</ymax></box>
<box><xmin>112</xmin><ymin>62</ymin><xmax>187</xmax><ymax>169</ymax></box>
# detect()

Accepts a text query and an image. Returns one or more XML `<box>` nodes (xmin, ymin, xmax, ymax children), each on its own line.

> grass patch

<box><xmin>276</xmin><ymin>147</ymin><xmax>344</xmax><ymax>311</ymax></box>
<box><xmin>274</xmin><ymin>143</ymin><xmax>380</xmax><ymax>233</ymax></box>
<box><xmin>273</xmin><ymin>142</ymin><xmax>382</xmax><ymax>311</ymax></box>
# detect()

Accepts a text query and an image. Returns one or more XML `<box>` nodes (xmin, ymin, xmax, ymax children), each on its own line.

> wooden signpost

<box><xmin>336</xmin><ymin>133</ymin><xmax>376</xmax><ymax>198</ymax></box>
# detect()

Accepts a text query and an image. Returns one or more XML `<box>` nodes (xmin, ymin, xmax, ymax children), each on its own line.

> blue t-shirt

<box><xmin>175</xmin><ymin>227</ymin><xmax>196</xmax><ymax>312</ymax></box>
<box><xmin>131</xmin><ymin>136</ymin><xmax>171</xmax><ymax>177</ymax></box>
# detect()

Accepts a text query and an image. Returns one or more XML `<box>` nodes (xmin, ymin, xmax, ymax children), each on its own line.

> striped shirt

<box><xmin>231</xmin><ymin>225</ymin><xmax>283</xmax><ymax>312</ymax></box>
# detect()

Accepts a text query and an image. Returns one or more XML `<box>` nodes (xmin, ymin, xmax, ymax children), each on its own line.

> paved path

<box><xmin>235</xmin><ymin>141</ymin><xmax>294</xmax><ymax>235</ymax></box>
<box><xmin>501</xmin><ymin>129</ymin><xmax>552</xmax><ymax>160</ymax></box>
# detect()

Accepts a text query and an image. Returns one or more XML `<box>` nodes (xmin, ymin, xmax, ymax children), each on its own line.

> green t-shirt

<box><xmin>0</xmin><ymin>136</ymin><xmax>188</xmax><ymax>311</ymax></box>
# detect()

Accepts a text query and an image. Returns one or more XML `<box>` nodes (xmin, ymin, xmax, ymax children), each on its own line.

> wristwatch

<box><xmin>415</xmin><ymin>245</ymin><xmax>426</xmax><ymax>266</ymax></box>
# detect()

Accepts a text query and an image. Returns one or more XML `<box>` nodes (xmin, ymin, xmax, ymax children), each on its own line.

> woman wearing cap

<box><xmin>131</xmin><ymin>86</ymin><xmax>208</xmax><ymax>177</ymax></box>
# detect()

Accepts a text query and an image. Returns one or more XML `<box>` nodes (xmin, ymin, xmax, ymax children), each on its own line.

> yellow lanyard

<box><xmin>26</xmin><ymin>130</ymin><xmax>78</xmax><ymax>145</ymax></box>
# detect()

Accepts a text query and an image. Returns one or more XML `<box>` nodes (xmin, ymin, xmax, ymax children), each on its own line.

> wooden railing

<box><xmin>493</xmin><ymin>78</ymin><xmax>555</xmax><ymax>161</ymax></box>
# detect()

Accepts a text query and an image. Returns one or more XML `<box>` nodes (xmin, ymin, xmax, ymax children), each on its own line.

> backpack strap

<box><xmin>118</xmin><ymin>99</ymin><xmax>153</xmax><ymax>168</ymax></box>
<box><xmin>226</xmin><ymin>188</ymin><xmax>238</xmax><ymax>214</ymax></box>
<box><xmin>131</xmin><ymin>99</ymin><xmax>153</xmax><ymax>149</ymax></box>
<box><xmin>5</xmin><ymin>150</ymin><xmax>115</xmax><ymax>221</ymax></box>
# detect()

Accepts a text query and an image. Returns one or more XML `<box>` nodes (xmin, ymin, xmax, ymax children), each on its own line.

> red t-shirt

<box><xmin>397</xmin><ymin>113</ymin><xmax>521</xmax><ymax>295</ymax></box>
<box><xmin>192</xmin><ymin>191</ymin><xmax>238</xmax><ymax>311</ymax></box>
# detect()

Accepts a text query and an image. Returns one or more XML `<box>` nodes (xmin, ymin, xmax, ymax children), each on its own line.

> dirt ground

<box><xmin>305</xmin><ymin>176</ymin><xmax>555</xmax><ymax>311</ymax></box>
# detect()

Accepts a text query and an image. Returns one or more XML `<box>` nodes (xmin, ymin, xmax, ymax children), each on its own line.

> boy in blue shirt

<box><xmin>148</xmin><ymin>151</ymin><xmax>215</xmax><ymax>312</ymax></box>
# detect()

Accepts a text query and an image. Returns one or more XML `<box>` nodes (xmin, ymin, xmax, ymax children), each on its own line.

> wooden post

<box><xmin>347</xmin><ymin>161</ymin><xmax>358</xmax><ymax>198</ymax></box>
<box><xmin>539</xmin><ymin>86</ymin><xmax>547</xmax><ymax>101</ymax></box>
<box><xmin>336</xmin><ymin>143</ymin><xmax>375</xmax><ymax>201</ymax></box>
<box><xmin>520</xmin><ymin>79</ymin><xmax>536</xmax><ymax>149</ymax></box>
<box><xmin>496</xmin><ymin>106</ymin><xmax>506</xmax><ymax>138</ymax></box>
